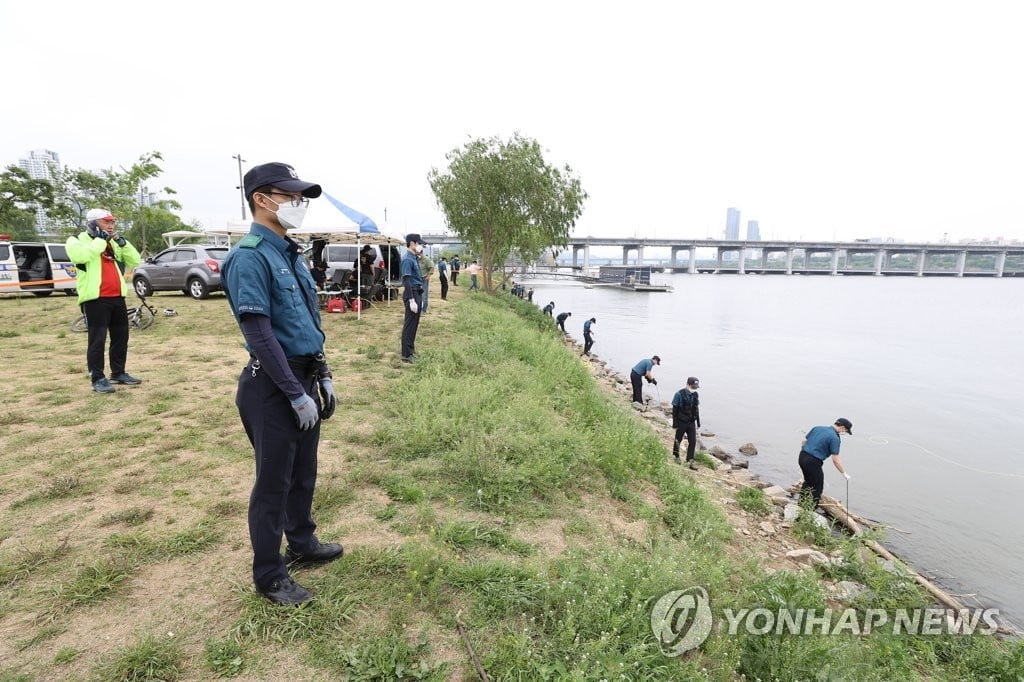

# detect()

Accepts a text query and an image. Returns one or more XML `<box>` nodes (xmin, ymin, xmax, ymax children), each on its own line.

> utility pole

<box><xmin>232</xmin><ymin>154</ymin><xmax>247</xmax><ymax>221</ymax></box>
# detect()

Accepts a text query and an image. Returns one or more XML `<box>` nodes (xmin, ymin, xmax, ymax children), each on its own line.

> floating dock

<box><xmin>598</xmin><ymin>266</ymin><xmax>673</xmax><ymax>292</ymax></box>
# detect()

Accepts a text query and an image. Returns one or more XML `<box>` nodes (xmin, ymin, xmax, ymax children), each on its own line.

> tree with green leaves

<box><xmin>428</xmin><ymin>134</ymin><xmax>586</xmax><ymax>293</ymax></box>
<box><xmin>49</xmin><ymin>151</ymin><xmax>187</xmax><ymax>255</ymax></box>
<box><xmin>0</xmin><ymin>165</ymin><xmax>56</xmax><ymax>240</ymax></box>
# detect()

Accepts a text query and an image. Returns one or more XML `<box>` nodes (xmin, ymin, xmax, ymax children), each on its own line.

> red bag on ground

<box><xmin>326</xmin><ymin>298</ymin><xmax>346</xmax><ymax>313</ymax></box>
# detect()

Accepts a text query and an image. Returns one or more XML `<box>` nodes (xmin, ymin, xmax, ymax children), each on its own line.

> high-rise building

<box><xmin>725</xmin><ymin>207</ymin><xmax>741</xmax><ymax>240</ymax></box>
<box><xmin>746</xmin><ymin>220</ymin><xmax>760</xmax><ymax>241</ymax></box>
<box><xmin>17</xmin><ymin>149</ymin><xmax>61</xmax><ymax>233</ymax></box>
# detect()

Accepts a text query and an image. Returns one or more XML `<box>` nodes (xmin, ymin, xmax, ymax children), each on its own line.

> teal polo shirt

<box><xmin>222</xmin><ymin>222</ymin><xmax>325</xmax><ymax>357</ymax></box>
<box><xmin>400</xmin><ymin>250</ymin><xmax>424</xmax><ymax>289</ymax></box>
<box><xmin>632</xmin><ymin>358</ymin><xmax>655</xmax><ymax>375</ymax></box>
<box><xmin>803</xmin><ymin>425</ymin><xmax>841</xmax><ymax>461</ymax></box>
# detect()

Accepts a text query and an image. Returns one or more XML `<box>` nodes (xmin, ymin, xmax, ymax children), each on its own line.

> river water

<box><xmin>521</xmin><ymin>273</ymin><xmax>1024</xmax><ymax>627</ymax></box>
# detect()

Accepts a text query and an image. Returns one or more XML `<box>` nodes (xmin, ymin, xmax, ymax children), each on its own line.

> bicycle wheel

<box><xmin>70</xmin><ymin>315</ymin><xmax>88</xmax><ymax>333</ymax></box>
<box><xmin>131</xmin><ymin>305</ymin><xmax>156</xmax><ymax>330</ymax></box>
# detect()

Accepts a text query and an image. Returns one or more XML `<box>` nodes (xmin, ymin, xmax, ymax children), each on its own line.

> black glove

<box><xmin>93</xmin><ymin>229</ymin><xmax>108</xmax><ymax>240</ymax></box>
<box><xmin>115</xmin><ymin>236</ymin><xmax>127</xmax><ymax>247</ymax></box>
<box><xmin>318</xmin><ymin>378</ymin><xmax>336</xmax><ymax>420</ymax></box>
<box><xmin>650</xmin><ymin>378</ymin><xmax>657</xmax><ymax>385</ymax></box>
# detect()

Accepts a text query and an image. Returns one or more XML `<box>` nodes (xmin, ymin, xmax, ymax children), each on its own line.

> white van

<box><xmin>0</xmin><ymin>238</ymin><xmax>77</xmax><ymax>297</ymax></box>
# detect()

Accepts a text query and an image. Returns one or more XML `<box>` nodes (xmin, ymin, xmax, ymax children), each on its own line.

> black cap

<box><xmin>243</xmin><ymin>162</ymin><xmax>321</xmax><ymax>200</ymax></box>
<box><xmin>590</xmin><ymin>317</ymin><xmax>596</xmax><ymax>322</ymax></box>
<box><xmin>652</xmin><ymin>355</ymin><xmax>661</xmax><ymax>365</ymax></box>
<box><xmin>687</xmin><ymin>376</ymin><xmax>700</xmax><ymax>387</ymax></box>
<box><xmin>406</xmin><ymin>233</ymin><xmax>428</xmax><ymax>245</ymax></box>
<box><xmin>835</xmin><ymin>417</ymin><xmax>853</xmax><ymax>435</ymax></box>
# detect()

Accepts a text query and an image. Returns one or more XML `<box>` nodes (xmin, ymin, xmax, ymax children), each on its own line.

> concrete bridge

<box><xmin>421</xmin><ymin>234</ymin><xmax>1024</xmax><ymax>277</ymax></box>
<box><xmin>569</xmin><ymin>238</ymin><xmax>1024</xmax><ymax>277</ymax></box>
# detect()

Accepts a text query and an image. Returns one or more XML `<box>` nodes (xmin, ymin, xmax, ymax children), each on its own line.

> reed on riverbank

<box><xmin>0</xmin><ymin>287</ymin><xmax>1020</xmax><ymax>680</ymax></box>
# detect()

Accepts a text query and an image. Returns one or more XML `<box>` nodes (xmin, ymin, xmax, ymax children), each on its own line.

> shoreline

<box><xmin>561</xmin><ymin>333</ymin><xmax>1019</xmax><ymax>637</ymax></box>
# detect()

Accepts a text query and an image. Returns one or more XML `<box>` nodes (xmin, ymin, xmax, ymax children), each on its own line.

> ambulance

<box><xmin>0</xmin><ymin>235</ymin><xmax>78</xmax><ymax>297</ymax></box>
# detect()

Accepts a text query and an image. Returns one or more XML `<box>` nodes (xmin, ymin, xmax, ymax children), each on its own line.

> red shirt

<box><xmin>99</xmin><ymin>251</ymin><xmax>123</xmax><ymax>298</ymax></box>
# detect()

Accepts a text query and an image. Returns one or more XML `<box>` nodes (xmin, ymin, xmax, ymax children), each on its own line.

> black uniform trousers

<box><xmin>451</xmin><ymin>270</ymin><xmax>459</xmax><ymax>285</ymax></box>
<box><xmin>82</xmin><ymin>296</ymin><xmax>129</xmax><ymax>382</ymax></box>
<box><xmin>439</xmin><ymin>273</ymin><xmax>449</xmax><ymax>300</ymax></box>
<box><xmin>673</xmin><ymin>421</ymin><xmax>698</xmax><ymax>461</ymax></box>
<box><xmin>798</xmin><ymin>450</ymin><xmax>826</xmax><ymax>506</ymax></box>
<box><xmin>630</xmin><ymin>370</ymin><xmax>644</xmax><ymax>403</ymax></box>
<box><xmin>583</xmin><ymin>331</ymin><xmax>594</xmax><ymax>355</ymax></box>
<box><xmin>401</xmin><ymin>291</ymin><xmax>423</xmax><ymax>360</ymax></box>
<box><xmin>237</xmin><ymin>361</ymin><xmax>321</xmax><ymax>589</ymax></box>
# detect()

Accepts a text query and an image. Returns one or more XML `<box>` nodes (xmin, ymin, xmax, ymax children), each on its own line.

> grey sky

<box><xmin>3</xmin><ymin>1</ymin><xmax>1022</xmax><ymax>243</ymax></box>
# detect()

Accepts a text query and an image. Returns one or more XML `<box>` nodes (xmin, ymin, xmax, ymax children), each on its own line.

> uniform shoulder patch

<box><xmin>238</xmin><ymin>234</ymin><xmax>263</xmax><ymax>248</ymax></box>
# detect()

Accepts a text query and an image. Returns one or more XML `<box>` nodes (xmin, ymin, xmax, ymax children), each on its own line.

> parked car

<box><xmin>132</xmin><ymin>245</ymin><xmax>228</xmax><ymax>299</ymax></box>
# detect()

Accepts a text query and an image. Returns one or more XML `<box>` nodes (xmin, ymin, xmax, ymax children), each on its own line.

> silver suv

<box><xmin>133</xmin><ymin>245</ymin><xmax>228</xmax><ymax>300</ymax></box>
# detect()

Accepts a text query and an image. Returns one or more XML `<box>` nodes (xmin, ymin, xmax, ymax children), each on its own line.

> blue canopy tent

<box><xmin>289</xmin><ymin>193</ymin><xmax>403</xmax><ymax>318</ymax></box>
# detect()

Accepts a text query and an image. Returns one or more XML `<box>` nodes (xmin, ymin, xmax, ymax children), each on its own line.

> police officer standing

<box><xmin>222</xmin><ymin>162</ymin><xmax>342</xmax><ymax>606</ymax></box>
<box><xmin>401</xmin><ymin>234</ymin><xmax>427</xmax><ymax>363</ymax></box>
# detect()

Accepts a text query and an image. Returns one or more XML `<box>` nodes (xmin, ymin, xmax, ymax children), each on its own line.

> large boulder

<box><xmin>785</xmin><ymin>548</ymin><xmax>830</xmax><ymax>566</ymax></box>
<box><xmin>739</xmin><ymin>442</ymin><xmax>758</xmax><ymax>456</ymax></box>
<box><xmin>709</xmin><ymin>445</ymin><xmax>731</xmax><ymax>462</ymax></box>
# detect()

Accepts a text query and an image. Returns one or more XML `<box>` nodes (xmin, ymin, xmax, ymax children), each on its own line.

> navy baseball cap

<box><xmin>243</xmin><ymin>162</ymin><xmax>322</xmax><ymax>200</ymax></box>
<box><xmin>835</xmin><ymin>417</ymin><xmax>853</xmax><ymax>435</ymax></box>
<box><xmin>405</xmin><ymin>233</ymin><xmax>428</xmax><ymax>245</ymax></box>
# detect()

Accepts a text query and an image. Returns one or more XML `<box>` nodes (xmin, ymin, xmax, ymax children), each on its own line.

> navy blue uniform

<box><xmin>400</xmin><ymin>249</ymin><xmax>424</xmax><ymax>360</ymax></box>
<box><xmin>799</xmin><ymin>425</ymin><xmax>841</xmax><ymax>506</ymax></box>
<box><xmin>582</xmin><ymin>319</ymin><xmax>595</xmax><ymax>355</ymax></box>
<box><xmin>222</xmin><ymin>223</ymin><xmax>328</xmax><ymax>590</ymax></box>
<box><xmin>671</xmin><ymin>388</ymin><xmax>701</xmax><ymax>462</ymax></box>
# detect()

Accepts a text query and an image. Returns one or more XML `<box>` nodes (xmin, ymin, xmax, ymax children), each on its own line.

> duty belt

<box><xmin>286</xmin><ymin>352</ymin><xmax>326</xmax><ymax>378</ymax></box>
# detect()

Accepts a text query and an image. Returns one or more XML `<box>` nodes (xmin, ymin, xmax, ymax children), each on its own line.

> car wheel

<box><xmin>32</xmin><ymin>290</ymin><xmax>53</xmax><ymax>297</ymax></box>
<box><xmin>187</xmin><ymin>277</ymin><xmax>209</xmax><ymax>300</ymax></box>
<box><xmin>134</xmin><ymin>277</ymin><xmax>153</xmax><ymax>298</ymax></box>
<box><xmin>65</xmin><ymin>289</ymin><xmax>77</xmax><ymax>296</ymax></box>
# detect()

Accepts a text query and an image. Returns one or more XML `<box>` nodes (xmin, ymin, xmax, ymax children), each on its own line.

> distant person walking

<box><xmin>542</xmin><ymin>301</ymin><xmax>555</xmax><ymax>316</ymax></box>
<box><xmin>450</xmin><ymin>255</ymin><xmax>461</xmax><ymax>285</ymax></box>
<box><xmin>65</xmin><ymin>208</ymin><xmax>142</xmax><ymax>394</ymax></box>
<box><xmin>798</xmin><ymin>418</ymin><xmax>853</xmax><ymax>507</ymax></box>
<box><xmin>671</xmin><ymin>377</ymin><xmax>701</xmax><ymax>469</ymax></box>
<box><xmin>581</xmin><ymin>317</ymin><xmax>596</xmax><ymax>355</ymax></box>
<box><xmin>556</xmin><ymin>311</ymin><xmax>571</xmax><ymax>332</ymax></box>
<box><xmin>468</xmin><ymin>260</ymin><xmax>480</xmax><ymax>290</ymax></box>
<box><xmin>401</xmin><ymin>234</ymin><xmax>427</xmax><ymax>362</ymax></box>
<box><xmin>630</xmin><ymin>355</ymin><xmax>660</xmax><ymax>405</ymax></box>
<box><xmin>527</xmin><ymin>288</ymin><xmax>534</xmax><ymax>302</ymax></box>
<box><xmin>437</xmin><ymin>257</ymin><xmax>449</xmax><ymax>300</ymax></box>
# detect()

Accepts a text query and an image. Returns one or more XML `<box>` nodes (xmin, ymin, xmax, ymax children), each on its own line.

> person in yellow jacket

<box><xmin>65</xmin><ymin>208</ymin><xmax>143</xmax><ymax>393</ymax></box>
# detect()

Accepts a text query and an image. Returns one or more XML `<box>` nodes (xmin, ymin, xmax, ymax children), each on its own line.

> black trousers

<box><xmin>237</xmin><ymin>361</ymin><xmax>321</xmax><ymax>589</ymax></box>
<box><xmin>82</xmin><ymin>296</ymin><xmax>129</xmax><ymax>381</ymax></box>
<box><xmin>583</xmin><ymin>331</ymin><xmax>594</xmax><ymax>355</ymax></box>
<box><xmin>630</xmin><ymin>370</ymin><xmax>644</xmax><ymax>403</ymax></box>
<box><xmin>401</xmin><ymin>293</ymin><xmax>422</xmax><ymax>359</ymax></box>
<box><xmin>673</xmin><ymin>421</ymin><xmax>697</xmax><ymax>461</ymax></box>
<box><xmin>439</xmin><ymin>274</ymin><xmax>449</xmax><ymax>300</ymax></box>
<box><xmin>798</xmin><ymin>450</ymin><xmax>826</xmax><ymax>506</ymax></box>
<box><xmin>451</xmin><ymin>270</ymin><xmax>459</xmax><ymax>285</ymax></box>
<box><xmin>557</xmin><ymin>319</ymin><xmax>566</xmax><ymax>332</ymax></box>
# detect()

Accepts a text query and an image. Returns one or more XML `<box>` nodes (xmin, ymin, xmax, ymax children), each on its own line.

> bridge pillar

<box><xmin>785</xmin><ymin>248</ymin><xmax>794</xmax><ymax>275</ymax></box>
<box><xmin>637</xmin><ymin>246</ymin><xmax>644</xmax><ymax>266</ymax></box>
<box><xmin>996</xmin><ymin>251</ymin><xmax>1006</xmax><ymax>277</ymax></box>
<box><xmin>716</xmin><ymin>248</ymin><xmax>723</xmax><ymax>270</ymax></box>
<box><xmin>571</xmin><ymin>245</ymin><xmax>579</xmax><ymax>268</ymax></box>
<box><xmin>956</xmin><ymin>251</ymin><xmax>967</xmax><ymax>277</ymax></box>
<box><xmin>737</xmin><ymin>249</ymin><xmax>746</xmax><ymax>274</ymax></box>
<box><xmin>917</xmin><ymin>250</ymin><xmax>927</xmax><ymax>276</ymax></box>
<box><xmin>689</xmin><ymin>247</ymin><xmax>697</xmax><ymax>274</ymax></box>
<box><xmin>874</xmin><ymin>250</ymin><xmax>886</xmax><ymax>275</ymax></box>
<box><xmin>583</xmin><ymin>245</ymin><xmax>590</xmax><ymax>269</ymax></box>
<box><xmin>830</xmin><ymin>250</ymin><xmax>840</xmax><ymax>275</ymax></box>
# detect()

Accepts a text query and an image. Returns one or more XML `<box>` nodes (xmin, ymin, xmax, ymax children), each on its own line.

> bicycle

<box><xmin>70</xmin><ymin>293</ymin><xmax>158</xmax><ymax>333</ymax></box>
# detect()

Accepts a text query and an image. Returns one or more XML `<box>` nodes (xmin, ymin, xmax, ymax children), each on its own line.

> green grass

<box><xmin>0</xmin><ymin>287</ymin><xmax>1020</xmax><ymax>680</ymax></box>
<box><xmin>736</xmin><ymin>485</ymin><xmax>773</xmax><ymax>516</ymax></box>
<box><xmin>90</xmin><ymin>634</ymin><xmax>184</xmax><ymax>681</ymax></box>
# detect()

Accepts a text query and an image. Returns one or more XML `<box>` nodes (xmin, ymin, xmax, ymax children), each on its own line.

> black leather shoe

<box><xmin>285</xmin><ymin>541</ymin><xmax>344</xmax><ymax>567</ymax></box>
<box><xmin>256</xmin><ymin>576</ymin><xmax>311</xmax><ymax>605</ymax></box>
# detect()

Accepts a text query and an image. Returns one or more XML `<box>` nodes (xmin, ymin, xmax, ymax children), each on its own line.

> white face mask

<box><xmin>263</xmin><ymin>194</ymin><xmax>307</xmax><ymax>230</ymax></box>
